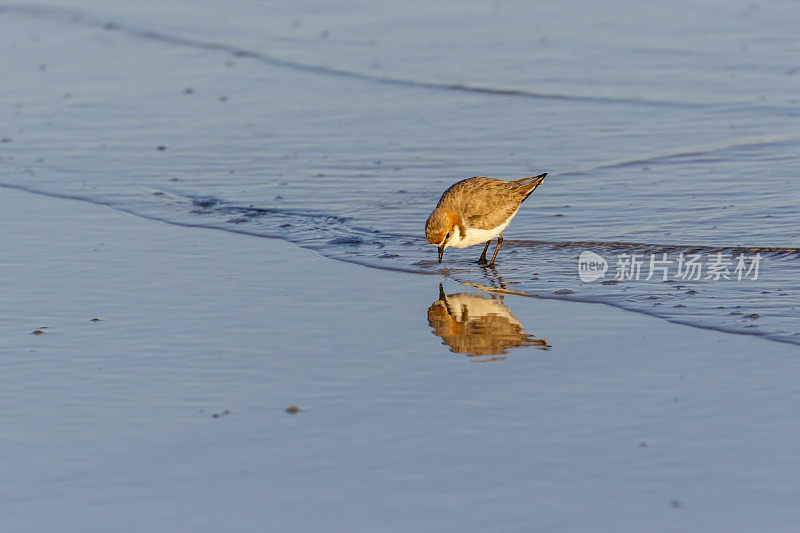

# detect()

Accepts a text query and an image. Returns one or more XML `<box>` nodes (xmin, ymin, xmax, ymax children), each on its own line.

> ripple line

<box><xmin>154</xmin><ymin>192</ymin><xmax>800</xmax><ymax>257</ymax></box>
<box><xmin>510</xmin><ymin>240</ymin><xmax>800</xmax><ymax>256</ymax></box>
<box><xmin>565</xmin><ymin>131</ymin><xmax>800</xmax><ymax>175</ymax></box>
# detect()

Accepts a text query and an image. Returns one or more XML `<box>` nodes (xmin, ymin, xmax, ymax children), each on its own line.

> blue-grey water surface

<box><xmin>1</xmin><ymin>1</ymin><xmax>798</xmax><ymax>345</ymax></box>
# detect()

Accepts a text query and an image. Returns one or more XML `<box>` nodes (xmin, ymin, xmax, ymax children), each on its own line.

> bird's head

<box><xmin>425</xmin><ymin>208</ymin><xmax>457</xmax><ymax>263</ymax></box>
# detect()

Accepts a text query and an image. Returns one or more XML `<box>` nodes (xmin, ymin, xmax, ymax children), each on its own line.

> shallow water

<box><xmin>2</xmin><ymin>1</ymin><xmax>798</xmax><ymax>345</ymax></box>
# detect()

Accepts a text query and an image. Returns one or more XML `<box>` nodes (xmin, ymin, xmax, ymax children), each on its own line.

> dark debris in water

<box><xmin>238</xmin><ymin>207</ymin><xmax>271</xmax><ymax>217</ymax></box>
<box><xmin>329</xmin><ymin>236</ymin><xmax>363</xmax><ymax>246</ymax></box>
<box><xmin>553</xmin><ymin>289</ymin><xmax>574</xmax><ymax>295</ymax></box>
<box><xmin>192</xmin><ymin>198</ymin><xmax>223</xmax><ymax>208</ymax></box>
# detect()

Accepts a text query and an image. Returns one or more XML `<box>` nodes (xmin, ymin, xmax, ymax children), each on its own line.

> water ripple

<box><xmin>0</xmin><ymin>3</ymin><xmax>778</xmax><ymax>111</ymax></box>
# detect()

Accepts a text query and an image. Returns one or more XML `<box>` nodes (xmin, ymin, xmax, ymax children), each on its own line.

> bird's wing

<box><xmin>460</xmin><ymin>179</ymin><xmax>522</xmax><ymax>230</ymax></box>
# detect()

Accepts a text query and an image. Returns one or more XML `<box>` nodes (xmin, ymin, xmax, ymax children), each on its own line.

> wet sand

<box><xmin>3</xmin><ymin>186</ymin><xmax>800</xmax><ymax>532</ymax></box>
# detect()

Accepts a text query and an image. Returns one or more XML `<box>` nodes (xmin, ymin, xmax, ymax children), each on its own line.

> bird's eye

<box><xmin>445</xmin><ymin>232</ymin><xmax>451</xmax><ymax>240</ymax></box>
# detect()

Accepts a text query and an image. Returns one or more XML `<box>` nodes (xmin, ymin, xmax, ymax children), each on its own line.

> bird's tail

<box><xmin>511</xmin><ymin>172</ymin><xmax>547</xmax><ymax>200</ymax></box>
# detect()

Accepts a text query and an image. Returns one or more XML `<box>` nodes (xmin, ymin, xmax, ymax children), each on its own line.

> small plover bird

<box><xmin>425</xmin><ymin>173</ymin><xmax>547</xmax><ymax>264</ymax></box>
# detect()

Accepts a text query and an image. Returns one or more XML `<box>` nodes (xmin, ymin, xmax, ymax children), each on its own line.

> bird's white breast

<box><xmin>447</xmin><ymin>210</ymin><xmax>517</xmax><ymax>249</ymax></box>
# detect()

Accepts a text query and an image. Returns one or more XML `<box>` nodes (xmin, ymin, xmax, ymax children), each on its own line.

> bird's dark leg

<box><xmin>477</xmin><ymin>241</ymin><xmax>491</xmax><ymax>264</ymax></box>
<box><xmin>489</xmin><ymin>235</ymin><xmax>504</xmax><ymax>265</ymax></box>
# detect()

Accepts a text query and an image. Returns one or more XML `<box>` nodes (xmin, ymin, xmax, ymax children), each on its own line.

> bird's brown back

<box><xmin>436</xmin><ymin>175</ymin><xmax>545</xmax><ymax>230</ymax></box>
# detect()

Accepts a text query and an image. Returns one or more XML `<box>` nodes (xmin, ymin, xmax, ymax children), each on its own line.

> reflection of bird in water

<box><xmin>428</xmin><ymin>285</ymin><xmax>550</xmax><ymax>360</ymax></box>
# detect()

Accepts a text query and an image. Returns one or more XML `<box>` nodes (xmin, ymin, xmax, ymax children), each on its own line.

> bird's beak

<box><xmin>438</xmin><ymin>245</ymin><xmax>444</xmax><ymax>263</ymax></box>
